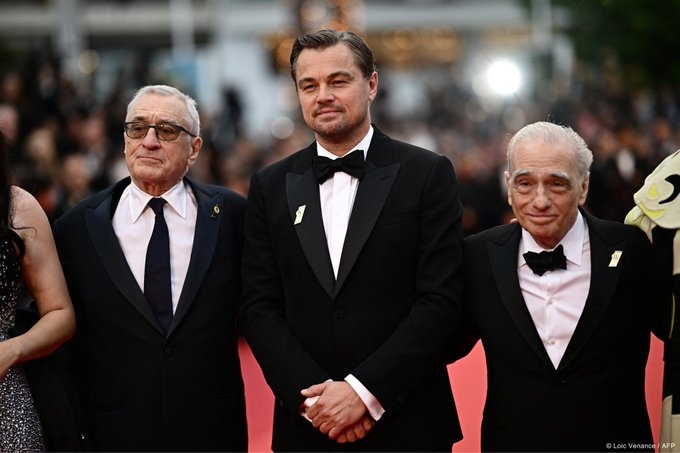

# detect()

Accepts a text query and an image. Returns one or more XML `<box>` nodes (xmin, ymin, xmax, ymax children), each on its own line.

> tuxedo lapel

<box><xmin>84</xmin><ymin>182</ymin><xmax>164</xmax><ymax>334</ymax></box>
<box><xmin>489</xmin><ymin>226</ymin><xmax>554</xmax><ymax>369</ymax></box>
<box><xmin>336</xmin><ymin>158</ymin><xmax>399</xmax><ymax>295</ymax></box>
<box><xmin>557</xmin><ymin>214</ymin><xmax>624</xmax><ymax>372</ymax></box>
<box><xmin>287</xmin><ymin>149</ymin><xmax>335</xmax><ymax>298</ymax></box>
<box><xmin>169</xmin><ymin>179</ymin><xmax>223</xmax><ymax>335</ymax></box>
<box><xmin>285</xmin><ymin>134</ymin><xmax>401</xmax><ymax>298</ymax></box>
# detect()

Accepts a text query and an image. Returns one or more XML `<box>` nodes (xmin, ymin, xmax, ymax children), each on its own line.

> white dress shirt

<box><xmin>305</xmin><ymin>126</ymin><xmax>385</xmax><ymax>421</ymax></box>
<box><xmin>318</xmin><ymin>128</ymin><xmax>372</xmax><ymax>278</ymax></box>
<box><xmin>112</xmin><ymin>180</ymin><xmax>198</xmax><ymax>313</ymax></box>
<box><xmin>518</xmin><ymin>211</ymin><xmax>591</xmax><ymax>369</ymax></box>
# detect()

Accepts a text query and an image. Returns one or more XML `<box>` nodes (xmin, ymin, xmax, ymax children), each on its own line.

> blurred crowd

<box><xmin>1</xmin><ymin>51</ymin><xmax>679</xmax><ymax>236</ymax></box>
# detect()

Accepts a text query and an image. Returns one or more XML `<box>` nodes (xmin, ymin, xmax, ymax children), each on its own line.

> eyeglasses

<box><xmin>124</xmin><ymin>122</ymin><xmax>197</xmax><ymax>141</ymax></box>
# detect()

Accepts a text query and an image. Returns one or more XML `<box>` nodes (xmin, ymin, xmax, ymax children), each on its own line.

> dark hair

<box><xmin>0</xmin><ymin>131</ymin><xmax>25</xmax><ymax>257</ymax></box>
<box><xmin>290</xmin><ymin>29</ymin><xmax>377</xmax><ymax>81</ymax></box>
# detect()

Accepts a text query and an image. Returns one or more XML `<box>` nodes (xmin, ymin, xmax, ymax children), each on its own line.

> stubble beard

<box><xmin>311</xmin><ymin>111</ymin><xmax>368</xmax><ymax>146</ymax></box>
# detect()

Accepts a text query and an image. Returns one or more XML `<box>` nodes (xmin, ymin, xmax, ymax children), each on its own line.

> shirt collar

<box><xmin>127</xmin><ymin>180</ymin><xmax>188</xmax><ymax>223</ymax></box>
<box><xmin>316</xmin><ymin>125</ymin><xmax>373</xmax><ymax>160</ymax></box>
<box><xmin>520</xmin><ymin>210</ymin><xmax>586</xmax><ymax>267</ymax></box>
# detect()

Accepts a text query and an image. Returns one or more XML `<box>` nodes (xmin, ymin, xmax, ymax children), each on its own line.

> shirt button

<box><xmin>547</xmin><ymin>338</ymin><xmax>556</xmax><ymax>345</ymax></box>
<box><xmin>547</xmin><ymin>298</ymin><xmax>553</xmax><ymax>306</ymax></box>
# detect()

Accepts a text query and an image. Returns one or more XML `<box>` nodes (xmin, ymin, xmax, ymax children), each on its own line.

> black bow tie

<box><xmin>523</xmin><ymin>244</ymin><xmax>567</xmax><ymax>276</ymax></box>
<box><xmin>312</xmin><ymin>150</ymin><xmax>365</xmax><ymax>184</ymax></box>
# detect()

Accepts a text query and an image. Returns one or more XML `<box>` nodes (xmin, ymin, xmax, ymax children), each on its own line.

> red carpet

<box><xmin>239</xmin><ymin>336</ymin><xmax>664</xmax><ymax>452</ymax></box>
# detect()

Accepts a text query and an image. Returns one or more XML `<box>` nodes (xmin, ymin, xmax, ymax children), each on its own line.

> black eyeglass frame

<box><xmin>124</xmin><ymin>121</ymin><xmax>197</xmax><ymax>141</ymax></box>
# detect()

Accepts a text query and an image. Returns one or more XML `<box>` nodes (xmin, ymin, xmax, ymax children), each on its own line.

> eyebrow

<box><xmin>327</xmin><ymin>70</ymin><xmax>354</xmax><ymax>79</ymax></box>
<box><xmin>512</xmin><ymin>169</ymin><xmax>572</xmax><ymax>181</ymax></box>
<box><xmin>297</xmin><ymin>70</ymin><xmax>355</xmax><ymax>88</ymax></box>
<box><xmin>128</xmin><ymin>115</ymin><xmax>178</xmax><ymax>124</ymax></box>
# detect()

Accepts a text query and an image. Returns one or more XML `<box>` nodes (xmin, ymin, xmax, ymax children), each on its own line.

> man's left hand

<box><xmin>301</xmin><ymin>381</ymin><xmax>369</xmax><ymax>440</ymax></box>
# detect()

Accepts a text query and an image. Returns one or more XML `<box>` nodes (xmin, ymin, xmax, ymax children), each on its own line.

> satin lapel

<box><xmin>169</xmin><ymin>182</ymin><xmax>222</xmax><ymax>335</ymax></box>
<box><xmin>556</xmin><ymin>223</ymin><xmax>623</xmax><ymax>373</ymax></box>
<box><xmin>335</xmin><ymin>159</ymin><xmax>399</xmax><ymax>296</ymax></box>
<box><xmin>84</xmin><ymin>192</ymin><xmax>163</xmax><ymax>334</ymax></box>
<box><xmin>287</xmin><ymin>168</ymin><xmax>335</xmax><ymax>298</ymax></box>
<box><xmin>489</xmin><ymin>227</ymin><xmax>554</xmax><ymax>369</ymax></box>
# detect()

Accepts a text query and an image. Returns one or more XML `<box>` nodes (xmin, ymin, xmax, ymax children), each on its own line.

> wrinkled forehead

<box><xmin>510</xmin><ymin>140</ymin><xmax>580</xmax><ymax>176</ymax></box>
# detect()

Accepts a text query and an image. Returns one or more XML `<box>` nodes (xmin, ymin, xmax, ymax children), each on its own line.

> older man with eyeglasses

<box><xmin>53</xmin><ymin>85</ymin><xmax>248</xmax><ymax>452</ymax></box>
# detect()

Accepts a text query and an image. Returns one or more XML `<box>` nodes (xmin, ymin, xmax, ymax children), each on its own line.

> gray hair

<box><xmin>507</xmin><ymin>121</ymin><xmax>593</xmax><ymax>179</ymax></box>
<box><xmin>126</xmin><ymin>85</ymin><xmax>200</xmax><ymax>136</ymax></box>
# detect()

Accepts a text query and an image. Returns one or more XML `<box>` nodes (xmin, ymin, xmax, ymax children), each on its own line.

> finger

<box><xmin>310</xmin><ymin>414</ymin><xmax>325</xmax><ymax>429</ymax></box>
<box><xmin>344</xmin><ymin>428</ymin><xmax>357</xmax><ymax>443</ymax></box>
<box><xmin>305</xmin><ymin>406</ymin><xmax>323</xmax><ymax>425</ymax></box>
<box><xmin>336</xmin><ymin>433</ymin><xmax>348</xmax><ymax>444</ymax></box>
<box><xmin>301</xmin><ymin>383</ymin><xmax>325</xmax><ymax>397</ymax></box>
<box><xmin>327</xmin><ymin>425</ymin><xmax>343</xmax><ymax>439</ymax></box>
<box><xmin>361</xmin><ymin>416</ymin><xmax>375</xmax><ymax>432</ymax></box>
<box><xmin>319</xmin><ymin>421</ymin><xmax>332</xmax><ymax>435</ymax></box>
<box><xmin>352</xmin><ymin>423</ymin><xmax>367</xmax><ymax>440</ymax></box>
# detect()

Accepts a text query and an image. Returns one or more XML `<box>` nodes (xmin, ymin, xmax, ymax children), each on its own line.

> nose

<box><xmin>317</xmin><ymin>84</ymin><xmax>334</xmax><ymax>103</ymax></box>
<box><xmin>532</xmin><ymin>184</ymin><xmax>551</xmax><ymax>209</ymax></box>
<box><xmin>142</xmin><ymin>126</ymin><xmax>161</xmax><ymax>148</ymax></box>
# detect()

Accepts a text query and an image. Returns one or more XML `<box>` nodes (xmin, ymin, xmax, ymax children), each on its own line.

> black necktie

<box><xmin>145</xmin><ymin>198</ymin><xmax>173</xmax><ymax>332</ymax></box>
<box><xmin>312</xmin><ymin>149</ymin><xmax>365</xmax><ymax>184</ymax></box>
<box><xmin>523</xmin><ymin>244</ymin><xmax>567</xmax><ymax>276</ymax></box>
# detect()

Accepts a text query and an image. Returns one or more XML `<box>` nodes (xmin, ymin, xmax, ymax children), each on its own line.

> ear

<box><xmin>578</xmin><ymin>172</ymin><xmax>590</xmax><ymax>206</ymax></box>
<box><xmin>504</xmin><ymin>170</ymin><xmax>512</xmax><ymax>206</ymax></box>
<box><xmin>367</xmin><ymin>71</ymin><xmax>379</xmax><ymax>102</ymax></box>
<box><xmin>187</xmin><ymin>136</ymin><xmax>202</xmax><ymax>167</ymax></box>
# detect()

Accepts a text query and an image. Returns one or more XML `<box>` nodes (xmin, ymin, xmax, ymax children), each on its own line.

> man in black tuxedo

<box><xmin>53</xmin><ymin>85</ymin><xmax>247</xmax><ymax>451</ymax></box>
<box><xmin>240</xmin><ymin>29</ymin><xmax>464</xmax><ymax>451</ymax></box>
<box><xmin>458</xmin><ymin>121</ymin><xmax>668</xmax><ymax>452</ymax></box>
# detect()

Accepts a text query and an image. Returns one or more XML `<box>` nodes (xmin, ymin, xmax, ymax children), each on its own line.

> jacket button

<box><xmin>334</xmin><ymin>309</ymin><xmax>344</xmax><ymax>318</ymax></box>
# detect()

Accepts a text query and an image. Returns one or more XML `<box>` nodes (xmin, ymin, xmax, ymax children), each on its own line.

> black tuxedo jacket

<box><xmin>240</xmin><ymin>127</ymin><xmax>464</xmax><ymax>452</ymax></box>
<box><xmin>53</xmin><ymin>177</ymin><xmax>248</xmax><ymax>452</ymax></box>
<box><xmin>460</xmin><ymin>209</ymin><xmax>667</xmax><ymax>452</ymax></box>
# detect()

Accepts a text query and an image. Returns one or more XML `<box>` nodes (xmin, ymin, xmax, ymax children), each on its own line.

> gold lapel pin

<box><xmin>294</xmin><ymin>205</ymin><xmax>306</xmax><ymax>225</ymax></box>
<box><xmin>609</xmin><ymin>250</ymin><xmax>622</xmax><ymax>267</ymax></box>
<box><xmin>211</xmin><ymin>204</ymin><xmax>222</xmax><ymax>219</ymax></box>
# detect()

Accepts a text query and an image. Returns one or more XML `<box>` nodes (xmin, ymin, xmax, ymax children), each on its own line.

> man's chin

<box><xmin>315</xmin><ymin>124</ymin><xmax>349</xmax><ymax>140</ymax></box>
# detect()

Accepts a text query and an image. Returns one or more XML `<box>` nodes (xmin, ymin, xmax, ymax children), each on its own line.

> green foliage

<box><xmin>518</xmin><ymin>0</ymin><xmax>680</xmax><ymax>88</ymax></box>
<box><xmin>0</xmin><ymin>38</ymin><xmax>19</xmax><ymax>76</ymax></box>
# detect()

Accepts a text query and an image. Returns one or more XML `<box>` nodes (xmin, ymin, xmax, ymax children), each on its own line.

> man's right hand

<box><xmin>335</xmin><ymin>415</ymin><xmax>375</xmax><ymax>443</ymax></box>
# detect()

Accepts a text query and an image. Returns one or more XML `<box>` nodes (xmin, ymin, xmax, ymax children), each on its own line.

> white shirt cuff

<box><xmin>345</xmin><ymin>374</ymin><xmax>385</xmax><ymax>421</ymax></box>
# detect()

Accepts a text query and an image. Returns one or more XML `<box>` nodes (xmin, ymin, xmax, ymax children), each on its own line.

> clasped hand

<box><xmin>301</xmin><ymin>381</ymin><xmax>375</xmax><ymax>443</ymax></box>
